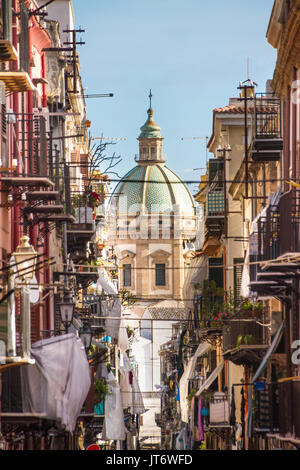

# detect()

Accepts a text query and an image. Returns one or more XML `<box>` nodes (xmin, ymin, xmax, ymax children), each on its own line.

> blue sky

<box><xmin>72</xmin><ymin>0</ymin><xmax>277</xmax><ymax>195</ymax></box>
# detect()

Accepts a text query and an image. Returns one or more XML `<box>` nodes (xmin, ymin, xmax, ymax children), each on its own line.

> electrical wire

<box><xmin>1</xmin><ymin>170</ymin><xmax>296</xmax><ymax>185</ymax></box>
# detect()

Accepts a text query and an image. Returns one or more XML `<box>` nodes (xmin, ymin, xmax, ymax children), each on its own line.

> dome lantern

<box><xmin>137</xmin><ymin>90</ymin><xmax>165</xmax><ymax>164</ymax></box>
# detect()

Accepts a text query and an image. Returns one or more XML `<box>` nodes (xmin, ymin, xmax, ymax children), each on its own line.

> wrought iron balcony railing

<box><xmin>251</xmin><ymin>93</ymin><xmax>283</xmax><ymax>163</ymax></box>
<box><xmin>278</xmin><ymin>378</ymin><xmax>300</xmax><ymax>441</ymax></box>
<box><xmin>222</xmin><ymin>318</ymin><xmax>267</xmax><ymax>353</ymax></box>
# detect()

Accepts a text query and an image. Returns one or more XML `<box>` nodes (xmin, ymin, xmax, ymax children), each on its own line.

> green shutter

<box><xmin>233</xmin><ymin>258</ymin><xmax>244</xmax><ymax>306</ymax></box>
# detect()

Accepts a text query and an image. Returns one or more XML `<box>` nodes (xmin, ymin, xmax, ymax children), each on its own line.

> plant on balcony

<box><xmin>94</xmin><ymin>378</ymin><xmax>111</xmax><ymax>415</ymax></box>
<box><xmin>239</xmin><ymin>300</ymin><xmax>265</xmax><ymax>318</ymax></box>
<box><xmin>198</xmin><ymin>281</ymin><xmax>235</xmax><ymax>328</ymax></box>
<box><xmin>94</xmin><ymin>378</ymin><xmax>111</xmax><ymax>403</ymax></box>
<box><xmin>236</xmin><ymin>334</ymin><xmax>256</xmax><ymax>347</ymax></box>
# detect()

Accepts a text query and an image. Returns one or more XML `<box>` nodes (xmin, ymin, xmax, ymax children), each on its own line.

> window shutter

<box><xmin>20</xmin><ymin>1</ymin><xmax>29</xmax><ymax>73</ymax></box>
<box><xmin>64</xmin><ymin>163</ymin><xmax>71</xmax><ymax>214</ymax></box>
<box><xmin>39</xmin><ymin>116</ymin><xmax>47</xmax><ymax>176</ymax></box>
<box><xmin>30</xmin><ymin>304</ymin><xmax>40</xmax><ymax>344</ymax></box>
<box><xmin>2</xmin><ymin>0</ymin><xmax>12</xmax><ymax>42</ymax></box>
<box><xmin>233</xmin><ymin>258</ymin><xmax>244</xmax><ymax>306</ymax></box>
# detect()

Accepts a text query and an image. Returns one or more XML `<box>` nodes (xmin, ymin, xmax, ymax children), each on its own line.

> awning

<box><xmin>196</xmin><ymin>361</ymin><xmax>225</xmax><ymax>397</ymax></box>
<box><xmin>188</xmin><ymin>343</ymin><xmax>211</xmax><ymax>379</ymax></box>
<box><xmin>179</xmin><ymin>342</ymin><xmax>211</xmax><ymax>423</ymax></box>
<box><xmin>247</xmin><ymin>321</ymin><xmax>285</xmax><ymax>437</ymax></box>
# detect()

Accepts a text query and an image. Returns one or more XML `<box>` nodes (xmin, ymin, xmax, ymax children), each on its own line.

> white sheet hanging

<box><xmin>103</xmin><ymin>372</ymin><xmax>126</xmax><ymax>441</ymax></box>
<box><xmin>179</xmin><ymin>342</ymin><xmax>211</xmax><ymax>423</ymax></box>
<box><xmin>21</xmin><ymin>333</ymin><xmax>91</xmax><ymax>432</ymax></box>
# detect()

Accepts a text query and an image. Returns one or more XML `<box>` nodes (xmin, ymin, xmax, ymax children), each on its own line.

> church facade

<box><xmin>109</xmin><ymin>98</ymin><xmax>198</xmax><ymax>445</ymax></box>
<box><xmin>110</xmin><ymin>100</ymin><xmax>197</xmax><ymax>306</ymax></box>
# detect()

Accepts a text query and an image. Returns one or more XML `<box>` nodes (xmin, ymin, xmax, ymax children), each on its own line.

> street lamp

<box><xmin>79</xmin><ymin>322</ymin><xmax>92</xmax><ymax>353</ymax></box>
<box><xmin>13</xmin><ymin>235</ymin><xmax>37</xmax><ymax>281</ymax></box>
<box><xmin>58</xmin><ymin>296</ymin><xmax>75</xmax><ymax>331</ymax></box>
<box><xmin>13</xmin><ymin>235</ymin><xmax>38</xmax><ymax>360</ymax></box>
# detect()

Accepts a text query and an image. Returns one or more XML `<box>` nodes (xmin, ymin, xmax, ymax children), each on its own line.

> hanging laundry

<box><xmin>198</xmin><ymin>397</ymin><xmax>204</xmax><ymax>442</ymax></box>
<box><xmin>241</xmin><ymin>386</ymin><xmax>245</xmax><ymax>445</ymax></box>
<box><xmin>230</xmin><ymin>385</ymin><xmax>236</xmax><ymax>427</ymax></box>
<box><xmin>129</xmin><ymin>371</ymin><xmax>133</xmax><ymax>385</ymax></box>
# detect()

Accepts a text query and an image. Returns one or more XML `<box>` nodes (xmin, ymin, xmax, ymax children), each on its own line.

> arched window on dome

<box><xmin>150</xmin><ymin>147</ymin><xmax>156</xmax><ymax>160</ymax></box>
<box><xmin>142</xmin><ymin>147</ymin><xmax>147</xmax><ymax>160</ymax></box>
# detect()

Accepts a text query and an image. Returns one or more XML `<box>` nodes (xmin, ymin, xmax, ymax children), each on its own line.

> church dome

<box><xmin>112</xmin><ymin>164</ymin><xmax>196</xmax><ymax>215</ymax></box>
<box><xmin>111</xmin><ymin>94</ymin><xmax>196</xmax><ymax>216</ymax></box>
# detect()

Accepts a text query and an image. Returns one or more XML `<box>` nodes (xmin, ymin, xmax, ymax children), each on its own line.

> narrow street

<box><xmin>0</xmin><ymin>0</ymin><xmax>299</xmax><ymax>454</ymax></box>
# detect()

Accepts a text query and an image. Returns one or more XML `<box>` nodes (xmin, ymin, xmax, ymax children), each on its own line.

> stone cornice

<box><xmin>272</xmin><ymin>1</ymin><xmax>300</xmax><ymax>98</ymax></box>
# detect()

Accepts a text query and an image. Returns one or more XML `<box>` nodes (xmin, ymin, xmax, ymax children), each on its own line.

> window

<box><xmin>123</xmin><ymin>264</ymin><xmax>132</xmax><ymax>287</ymax></box>
<box><xmin>142</xmin><ymin>147</ymin><xmax>147</xmax><ymax>159</ymax></box>
<box><xmin>155</xmin><ymin>263</ymin><xmax>166</xmax><ymax>286</ymax></box>
<box><xmin>150</xmin><ymin>147</ymin><xmax>156</xmax><ymax>159</ymax></box>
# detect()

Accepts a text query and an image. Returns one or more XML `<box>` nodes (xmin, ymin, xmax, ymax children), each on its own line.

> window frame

<box><xmin>123</xmin><ymin>263</ymin><xmax>132</xmax><ymax>287</ymax></box>
<box><xmin>155</xmin><ymin>263</ymin><xmax>166</xmax><ymax>287</ymax></box>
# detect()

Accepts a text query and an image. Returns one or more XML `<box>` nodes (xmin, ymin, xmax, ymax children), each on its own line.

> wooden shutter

<box><xmin>31</xmin><ymin>304</ymin><xmax>40</xmax><ymax>344</ymax></box>
<box><xmin>32</xmin><ymin>115</ymin><xmax>48</xmax><ymax>176</ymax></box>
<box><xmin>39</xmin><ymin>115</ymin><xmax>47</xmax><ymax>176</ymax></box>
<box><xmin>233</xmin><ymin>258</ymin><xmax>244</xmax><ymax>307</ymax></box>
<box><xmin>64</xmin><ymin>162</ymin><xmax>71</xmax><ymax>214</ymax></box>
<box><xmin>20</xmin><ymin>1</ymin><xmax>29</xmax><ymax>73</ymax></box>
<box><xmin>2</xmin><ymin>0</ymin><xmax>12</xmax><ymax>42</ymax></box>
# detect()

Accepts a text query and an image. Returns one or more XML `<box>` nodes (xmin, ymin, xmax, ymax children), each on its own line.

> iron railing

<box><xmin>223</xmin><ymin>317</ymin><xmax>267</xmax><ymax>352</ymax></box>
<box><xmin>278</xmin><ymin>378</ymin><xmax>300</xmax><ymax>440</ymax></box>
<box><xmin>253</xmin><ymin>383</ymin><xmax>279</xmax><ymax>433</ymax></box>
<box><xmin>254</xmin><ymin>94</ymin><xmax>282</xmax><ymax>140</ymax></box>
<box><xmin>257</xmin><ymin>190</ymin><xmax>300</xmax><ymax>264</ymax></box>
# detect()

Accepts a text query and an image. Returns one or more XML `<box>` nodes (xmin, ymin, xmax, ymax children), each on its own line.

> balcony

<box><xmin>249</xmin><ymin>189</ymin><xmax>300</xmax><ymax>297</ymax></box>
<box><xmin>193</xmin><ymin>291</ymin><xmax>225</xmax><ymax>338</ymax></box>
<box><xmin>205</xmin><ymin>191</ymin><xmax>225</xmax><ymax>238</ymax></box>
<box><xmin>0</xmin><ymin>71</ymin><xmax>35</xmax><ymax>92</ymax></box>
<box><xmin>67</xmin><ymin>199</ymin><xmax>96</xmax><ymax>256</ymax></box>
<box><xmin>81</xmin><ymin>294</ymin><xmax>112</xmax><ymax>334</ymax></box>
<box><xmin>253</xmin><ymin>383</ymin><xmax>279</xmax><ymax>434</ymax></box>
<box><xmin>250</xmin><ymin>94</ymin><xmax>283</xmax><ymax>163</ymax></box>
<box><xmin>223</xmin><ymin>314</ymin><xmax>268</xmax><ymax>365</ymax></box>
<box><xmin>277</xmin><ymin>378</ymin><xmax>300</xmax><ymax>442</ymax></box>
<box><xmin>0</xmin><ymin>39</ymin><xmax>18</xmax><ymax>61</ymax></box>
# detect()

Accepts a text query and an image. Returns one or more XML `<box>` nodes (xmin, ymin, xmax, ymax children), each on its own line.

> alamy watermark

<box><xmin>292</xmin><ymin>340</ymin><xmax>300</xmax><ymax>365</ymax></box>
<box><xmin>107</xmin><ymin>200</ymin><xmax>196</xmax><ymax>241</ymax></box>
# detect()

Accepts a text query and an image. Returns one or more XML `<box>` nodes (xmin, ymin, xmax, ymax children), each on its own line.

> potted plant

<box><xmin>94</xmin><ymin>378</ymin><xmax>111</xmax><ymax>415</ymax></box>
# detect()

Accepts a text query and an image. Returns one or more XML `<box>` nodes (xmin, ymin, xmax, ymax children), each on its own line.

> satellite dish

<box><xmin>29</xmin><ymin>276</ymin><xmax>40</xmax><ymax>304</ymax></box>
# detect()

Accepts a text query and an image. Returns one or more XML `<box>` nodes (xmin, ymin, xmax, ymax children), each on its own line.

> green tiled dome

<box><xmin>112</xmin><ymin>164</ymin><xmax>196</xmax><ymax>215</ymax></box>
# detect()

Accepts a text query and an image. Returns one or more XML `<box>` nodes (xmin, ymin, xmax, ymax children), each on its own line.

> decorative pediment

<box><xmin>150</xmin><ymin>249</ymin><xmax>171</xmax><ymax>259</ymax></box>
<box><xmin>120</xmin><ymin>249</ymin><xmax>136</xmax><ymax>260</ymax></box>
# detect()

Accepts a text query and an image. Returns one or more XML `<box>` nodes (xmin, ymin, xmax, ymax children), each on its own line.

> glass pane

<box><xmin>123</xmin><ymin>264</ymin><xmax>131</xmax><ymax>286</ymax></box>
<box><xmin>155</xmin><ymin>264</ymin><xmax>166</xmax><ymax>286</ymax></box>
